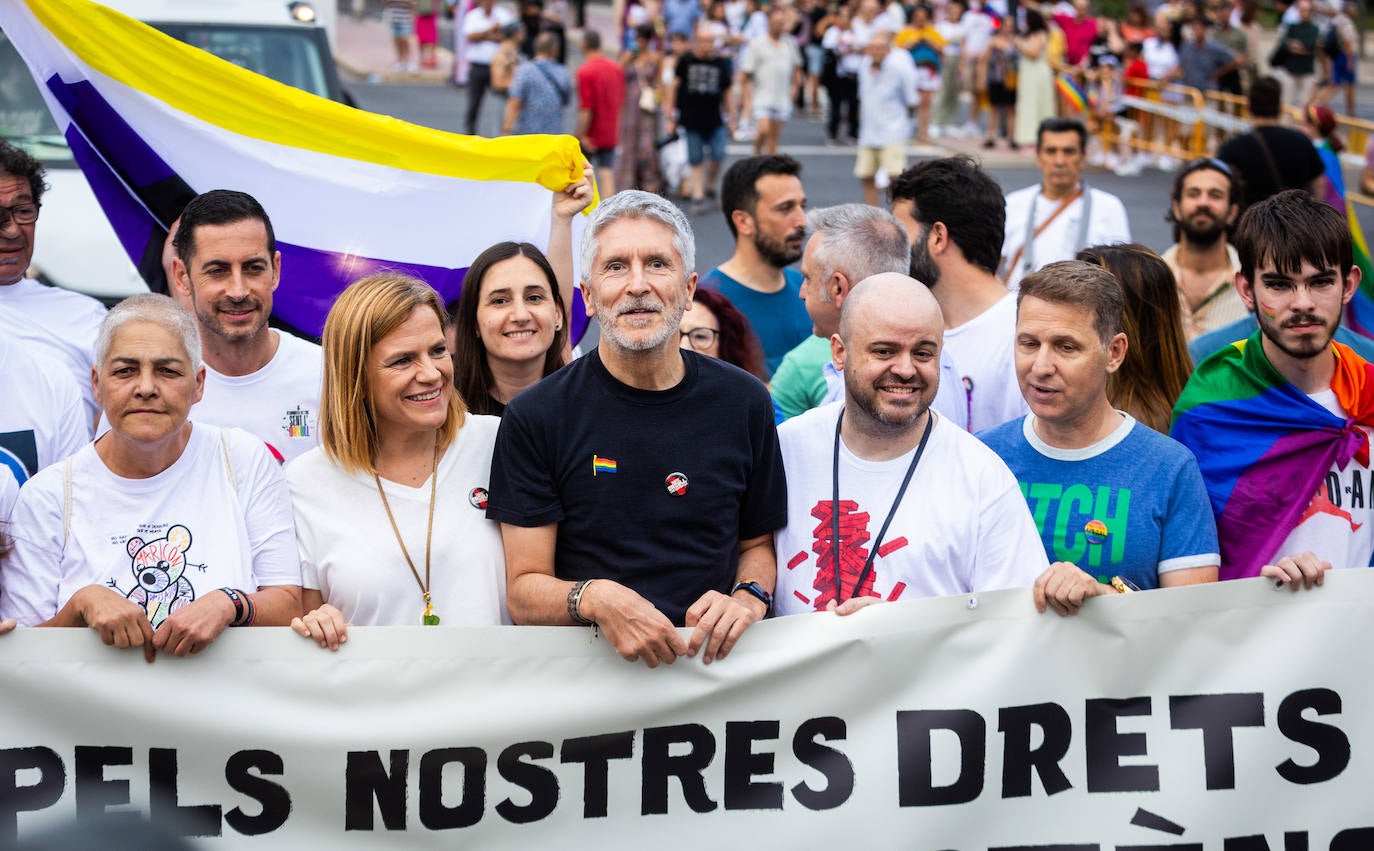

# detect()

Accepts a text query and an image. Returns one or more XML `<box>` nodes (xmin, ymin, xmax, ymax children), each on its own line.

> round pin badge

<box><xmin>1084</xmin><ymin>519</ymin><xmax>1109</xmax><ymax>545</ymax></box>
<box><xmin>469</xmin><ymin>487</ymin><xmax>489</xmax><ymax>509</ymax></box>
<box><xmin>665</xmin><ymin>472</ymin><xmax>689</xmax><ymax>497</ymax></box>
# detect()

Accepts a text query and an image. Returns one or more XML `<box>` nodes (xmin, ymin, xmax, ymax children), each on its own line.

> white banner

<box><xmin>3</xmin><ymin>574</ymin><xmax>1374</xmax><ymax>849</ymax></box>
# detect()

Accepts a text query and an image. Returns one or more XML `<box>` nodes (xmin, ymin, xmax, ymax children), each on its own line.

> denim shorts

<box><xmin>685</xmin><ymin>125</ymin><xmax>727</xmax><ymax>165</ymax></box>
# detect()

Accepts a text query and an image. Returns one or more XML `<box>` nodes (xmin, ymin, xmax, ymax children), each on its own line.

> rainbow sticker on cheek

<box><xmin>1258</xmin><ymin>301</ymin><xmax>1279</xmax><ymax>319</ymax></box>
<box><xmin>1084</xmin><ymin>519</ymin><xmax>1109</xmax><ymax>545</ymax></box>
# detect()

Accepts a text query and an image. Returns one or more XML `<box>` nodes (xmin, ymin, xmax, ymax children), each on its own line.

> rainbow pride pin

<box><xmin>592</xmin><ymin>455</ymin><xmax>618</xmax><ymax>476</ymax></box>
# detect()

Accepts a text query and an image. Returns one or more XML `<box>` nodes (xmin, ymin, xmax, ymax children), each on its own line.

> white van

<box><xmin>0</xmin><ymin>0</ymin><xmax>349</xmax><ymax>303</ymax></box>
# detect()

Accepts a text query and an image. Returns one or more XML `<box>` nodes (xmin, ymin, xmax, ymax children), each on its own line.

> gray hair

<box><xmin>579</xmin><ymin>190</ymin><xmax>696</xmax><ymax>279</ymax></box>
<box><xmin>95</xmin><ymin>293</ymin><xmax>203</xmax><ymax>370</ymax></box>
<box><xmin>805</xmin><ymin>204</ymin><xmax>910</xmax><ymax>302</ymax></box>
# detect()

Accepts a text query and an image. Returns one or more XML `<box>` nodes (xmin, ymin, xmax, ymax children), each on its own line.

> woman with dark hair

<box><xmin>1013</xmin><ymin>10</ymin><xmax>1055</xmax><ymax>148</ymax></box>
<box><xmin>1077</xmin><ymin>243</ymin><xmax>1192</xmax><ymax>434</ymax></box>
<box><xmin>679</xmin><ymin>287</ymin><xmax>768</xmax><ymax>382</ymax></box>
<box><xmin>450</xmin><ymin>242</ymin><xmax>569</xmax><ymax>416</ymax></box>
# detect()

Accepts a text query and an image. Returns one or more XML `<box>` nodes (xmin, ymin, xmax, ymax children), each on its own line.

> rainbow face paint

<box><xmin>1258</xmin><ymin>301</ymin><xmax>1279</xmax><ymax>319</ymax></box>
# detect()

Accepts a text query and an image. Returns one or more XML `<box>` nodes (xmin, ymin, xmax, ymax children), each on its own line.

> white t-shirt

<box><xmin>194</xmin><ymin>330</ymin><xmax>323</xmax><ymax>465</ymax></box>
<box><xmin>463</xmin><ymin>4</ymin><xmax>516</xmax><ymax>64</ymax></box>
<box><xmin>943</xmin><ymin>292</ymin><xmax>1029</xmax><ymax>433</ymax></box>
<box><xmin>285</xmin><ymin>415</ymin><xmax>510</xmax><ymax>627</ymax></box>
<box><xmin>773</xmin><ymin>402</ymin><xmax>1048</xmax><ymax>616</ymax></box>
<box><xmin>1001</xmin><ymin>184</ymin><xmax>1132</xmax><ymax>291</ymax></box>
<box><xmin>0</xmin><ymin>334</ymin><xmax>89</xmax><ymax>485</ymax></box>
<box><xmin>1</xmin><ymin>424</ymin><xmax>301</xmax><ymax>627</ymax></box>
<box><xmin>0</xmin><ymin>280</ymin><xmax>106</xmax><ymax>425</ymax></box>
<box><xmin>858</xmin><ymin>48</ymin><xmax>918</xmax><ymax>147</ymax></box>
<box><xmin>0</xmin><ymin>465</ymin><xmax>17</xmax><ymax>522</ymax></box>
<box><xmin>961</xmin><ymin>9</ymin><xmax>996</xmax><ymax>57</ymax></box>
<box><xmin>1274</xmin><ymin>391</ymin><xmax>1374</xmax><ymax>570</ymax></box>
<box><xmin>936</xmin><ymin>19</ymin><xmax>966</xmax><ymax>57</ymax></box>
<box><xmin>741</xmin><ymin>35</ymin><xmax>802</xmax><ymax>110</ymax></box>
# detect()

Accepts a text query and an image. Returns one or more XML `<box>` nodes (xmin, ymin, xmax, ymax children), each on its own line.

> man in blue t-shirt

<box><xmin>489</xmin><ymin>191</ymin><xmax>786</xmax><ymax>668</ymax></box>
<box><xmin>978</xmin><ymin>260</ymin><xmax>1219</xmax><ymax>615</ymax></box>
<box><xmin>699</xmin><ymin>155</ymin><xmax>813</xmax><ymax>376</ymax></box>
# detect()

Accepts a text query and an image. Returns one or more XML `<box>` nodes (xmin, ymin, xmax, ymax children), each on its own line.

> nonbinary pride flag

<box><xmin>0</xmin><ymin>0</ymin><xmax>592</xmax><ymax>339</ymax></box>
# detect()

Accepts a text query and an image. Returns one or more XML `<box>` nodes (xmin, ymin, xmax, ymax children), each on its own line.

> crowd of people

<box><xmin>452</xmin><ymin>0</ymin><xmax>1362</xmax><ymax>195</ymax></box>
<box><xmin>0</xmin><ymin>69</ymin><xmax>1368</xmax><ymax>662</ymax></box>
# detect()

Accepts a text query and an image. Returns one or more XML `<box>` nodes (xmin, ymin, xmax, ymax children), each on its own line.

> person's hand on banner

<box><xmin>292</xmin><ymin>603</ymin><xmax>350</xmax><ymax>651</ymax></box>
<box><xmin>825</xmin><ymin>596</ymin><xmax>882</xmax><ymax>616</ymax></box>
<box><xmin>153</xmin><ymin>591</ymin><xmax>239</xmax><ymax>656</ymax></box>
<box><xmin>581</xmin><ymin>580</ymin><xmax>688</xmax><ymax>668</ymax></box>
<box><xmin>685</xmin><ymin>588</ymin><xmax>763</xmax><ymax>664</ymax></box>
<box><xmin>1262</xmin><ymin>552</ymin><xmax>1332</xmax><ymax>591</ymax></box>
<box><xmin>1033</xmin><ymin>561</ymin><xmax>1113</xmax><ymax>616</ymax></box>
<box><xmin>62</xmin><ymin>584</ymin><xmax>156</xmax><ymax>662</ymax></box>
<box><xmin>0</xmin><ymin>617</ymin><xmax>15</xmax><ymax>635</ymax></box>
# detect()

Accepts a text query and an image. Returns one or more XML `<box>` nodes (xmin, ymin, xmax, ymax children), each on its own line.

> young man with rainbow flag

<box><xmin>1172</xmin><ymin>190</ymin><xmax>1374</xmax><ymax>590</ymax></box>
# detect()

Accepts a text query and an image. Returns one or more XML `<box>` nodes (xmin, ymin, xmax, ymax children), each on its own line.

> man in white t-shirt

<box><xmin>0</xmin><ymin>330</ymin><xmax>88</xmax><ymax>485</ymax></box>
<box><xmin>171</xmin><ymin>190</ymin><xmax>322</xmax><ymax>464</ymax></box>
<box><xmin>1172</xmin><ymin>191</ymin><xmax>1374</xmax><ymax>590</ymax></box>
<box><xmin>889</xmin><ymin>156</ymin><xmax>1027</xmax><ymax>433</ymax></box>
<box><xmin>775</xmin><ymin>274</ymin><xmax>1046</xmax><ymax>616</ymax></box>
<box><xmin>796</xmin><ymin>203</ymin><xmax>969</xmax><ymax>430</ymax></box>
<box><xmin>739</xmin><ymin>7</ymin><xmax>803</xmax><ymax>155</ymax></box>
<box><xmin>1000</xmin><ymin>118</ymin><xmax>1131</xmax><ymax>290</ymax></box>
<box><xmin>0</xmin><ymin>142</ymin><xmax>106</xmax><ymax>428</ymax></box>
<box><xmin>462</xmin><ymin>0</ymin><xmax>517</xmax><ymax>135</ymax></box>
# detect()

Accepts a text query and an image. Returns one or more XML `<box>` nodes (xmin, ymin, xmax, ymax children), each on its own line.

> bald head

<box><xmin>839</xmin><ymin>273</ymin><xmax>944</xmax><ymax>344</ymax></box>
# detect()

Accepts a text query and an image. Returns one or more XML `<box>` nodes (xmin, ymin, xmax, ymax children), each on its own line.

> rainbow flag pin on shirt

<box><xmin>592</xmin><ymin>455</ymin><xmax>618</xmax><ymax>476</ymax></box>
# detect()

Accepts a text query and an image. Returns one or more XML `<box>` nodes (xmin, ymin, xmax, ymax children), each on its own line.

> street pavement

<box><xmin>331</xmin><ymin>2</ymin><xmax>1366</xmax><ymax>272</ymax></box>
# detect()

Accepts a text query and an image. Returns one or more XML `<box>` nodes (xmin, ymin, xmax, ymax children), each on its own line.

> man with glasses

<box><xmin>0</xmin><ymin>142</ymin><xmax>107</xmax><ymax>428</ymax></box>
<box><xmin>1172</xmin><ymin>190</ymin><xmax>1374</xmax><ymax>588</ymax></box>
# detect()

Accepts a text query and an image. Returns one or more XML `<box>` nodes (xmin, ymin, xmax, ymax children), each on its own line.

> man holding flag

<box><xmin>1172</xmin><ymin>190</ymin><xmax>1374</xmax><ymax>588</ymax></box>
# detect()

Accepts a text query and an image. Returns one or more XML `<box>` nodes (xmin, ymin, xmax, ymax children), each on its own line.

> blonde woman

<box><xmin>287</xmin><ymin>273</ymin><xmax>509</xmax><ymax>650</ymax></box>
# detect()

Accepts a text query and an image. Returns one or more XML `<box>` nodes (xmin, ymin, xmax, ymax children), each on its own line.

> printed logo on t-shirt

<box><xmin>1021</xmin><ymin>482</ymin><xmax>1130</xmax><ymax>569</ymax></box>
<box><xmin>282</xmin><ymin>406</ymin><xmax>314</xmax><ymax>438</ymax></box>
<box><xmin>0</xmin><ymin>429</ymin><xmax>38</xmax><ymax>484</ymax></box>
<box><xmin>469</xmin><ymin>487</ymin><xmax>489</xmax><ymax>509</ymax></box>
<box><xmin>108</xmin><ymin>524</ymin><xmax>206</xmax><ymax>628</ymax></box>
<box><xmin>784</xmin><ymin>499</ymin><xmax>910</xmax><ymax>612</ymax></box>
<box><xmin>1298</xmin><ymin>474</ymin><xmax>1365</xmax><ymax>531</ymax></box>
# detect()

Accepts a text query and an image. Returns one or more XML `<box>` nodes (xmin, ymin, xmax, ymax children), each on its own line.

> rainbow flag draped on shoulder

<box><xmin>1170</xmin><ymin>332</ymin><xmax>1374</xmax><ymax>580</ymax></box>
<box><xmin>0</xmin><ymin>0</ymin><xmax>591</xmax><ymax>339</ymax></box>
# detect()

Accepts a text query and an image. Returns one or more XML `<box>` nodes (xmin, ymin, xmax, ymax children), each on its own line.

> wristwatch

<box><xmin>732</xmin><ymin>579</ymin><xmax>772</xmax><ymax>614</ymax></box>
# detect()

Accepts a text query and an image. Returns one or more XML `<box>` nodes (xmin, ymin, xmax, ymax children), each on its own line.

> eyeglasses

<box><xmin>0</xmin><ymin>202</ymin><xmax>40</xmax><ymax>227</ymax></box>
<box><xmin>680</xmin><ymin>327</ymin><xmax>720</xmax><ymax>349</ymax></box>
<box><xmin>1183</xmin><ymin>157</ymin><xmax>1232</xmax><ymax>178</ymax></box>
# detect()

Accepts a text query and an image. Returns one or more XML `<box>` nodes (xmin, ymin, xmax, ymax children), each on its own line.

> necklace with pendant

<box><xmin>373</xmin><ymin>437</ymin><xmax>440</xmax><ymax>626</ymax></box>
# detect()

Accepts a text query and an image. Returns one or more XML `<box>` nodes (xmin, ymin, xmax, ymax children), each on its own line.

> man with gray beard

<box><xmin>488</xmin><ymin>191</ymin><xmax>786</xmax><ymax>668</ymax></box>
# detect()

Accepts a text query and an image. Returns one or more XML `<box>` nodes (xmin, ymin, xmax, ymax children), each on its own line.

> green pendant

<box><xmin>423</xmin><ymin>613</ymin><xmax>441</xmax><ymax>626</ymax></box>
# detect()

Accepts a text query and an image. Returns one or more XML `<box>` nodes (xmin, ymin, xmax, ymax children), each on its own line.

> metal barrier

<box><xmin>1066</xmin><ymin>77</ymin><xmax>1209</xmax><ymax>162</ymax></box>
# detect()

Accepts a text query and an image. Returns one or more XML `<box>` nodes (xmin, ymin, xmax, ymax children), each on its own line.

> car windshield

<box><xmin>0</xmin><ymin>23</ymin><xmax>329</xmax><ymax>167</ymax></box>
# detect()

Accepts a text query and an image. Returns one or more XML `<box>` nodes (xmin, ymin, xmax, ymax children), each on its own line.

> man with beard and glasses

<box><xmin>1173</xmin><ymin>190</ymin><xmax>1374</xmax><ymax>590</ymax></box>
<box><xmin>700</xmin><ymin>155</ymin><xmax>812</xmax><ymax>377</ymax></box>
<box><xmin>489</xmin><ymin>191</ymin><xmax>786</xmax><ymax>668</ymax></box>
<box><xmin>170</xmin><ymin>190</ymin><xmax>322</xmax><ymax>464</ymax></box>
<box><xmin>1161</xmin><ymin>159</ymin><xmax>1247</xmax><ymax>342</ymax></box>
<box><xmin>773</xmin><ymin>274</ymin><xmax>1045</xmax><ymax>617</ymax></box>
<box><xmin>889</xmin><ymin>157</ymin><xmax>1026</xmax><ymax>433</ymax></box>
<box><xmin>980</xmin><ymin>261</ymin><xmax>1218</xmax><ymax>615</ymax></box>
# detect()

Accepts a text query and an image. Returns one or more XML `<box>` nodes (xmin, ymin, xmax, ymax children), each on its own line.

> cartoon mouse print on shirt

<box><xmin>111</xmin><ymin>525</ymin><xmax>205</xmax><ymax>628</ymax></box>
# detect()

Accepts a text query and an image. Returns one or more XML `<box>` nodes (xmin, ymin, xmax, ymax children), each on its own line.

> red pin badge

<box><xmin>665</xmin><ymin>472</ymin><xmax>688</xmax><ymax>496</ymax></box>
<box><xmin>469</xmin><ymin>487</ymin><xmax>489</xmax><ymax>509</ymax></box>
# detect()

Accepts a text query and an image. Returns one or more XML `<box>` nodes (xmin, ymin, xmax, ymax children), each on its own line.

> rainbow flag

<box><xmin>1170</xmin><ymin>333</ymin><xmax>1374</xmax><ymax>580</ymax></box>
<box><xmin>1055</xmin><ymin>73</ymin><xmax>1088</xmax><ymax>114</ymax></box>
<box><xmin>592</xmin><ymin>455</ymin><xmax>617</xmax><ymax>476</ymax></box>
<box><xmin>1342</xmin><ymin>202</ymin><xmax>1374</xmax><ymax>338</ymax></box>
<box><xmin>0</xmin><ymin>0</ymin><xmax>592</xmax><ymax>341</ymax></box>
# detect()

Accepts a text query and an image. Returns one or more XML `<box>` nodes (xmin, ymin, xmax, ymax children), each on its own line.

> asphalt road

<box><xmin>345</xmin><ymin>80</ymin><xmax>1180</xmax><ymax>277</ymax></box>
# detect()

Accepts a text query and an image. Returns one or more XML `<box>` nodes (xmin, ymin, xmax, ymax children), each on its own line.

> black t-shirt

<box><xmin>674</xmin><ymin>54</ymin><xmax>732</xmax><ymax>132</ymax></box>
<box><xmin>487</xmin><ymin>349</ymin><xmax>787</xmax><ymax>625</ymax></box>
<box><xmin>1217</xmin><ymin>125</ymin><xmax>1324</xmax><ymax>209</ymax></box>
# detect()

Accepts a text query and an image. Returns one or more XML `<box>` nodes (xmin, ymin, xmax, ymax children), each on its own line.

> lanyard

<box><xmin>830</xmin><ymin>409</ymin><xmax>935</xmax><ymax>605</ymax></box>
